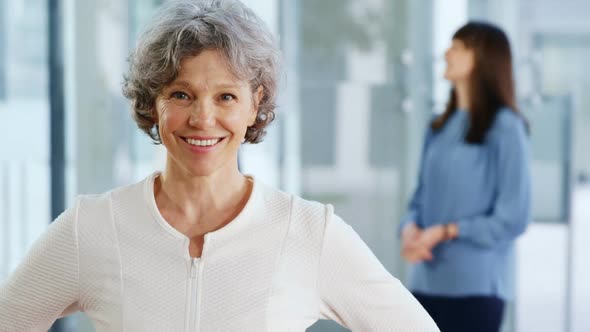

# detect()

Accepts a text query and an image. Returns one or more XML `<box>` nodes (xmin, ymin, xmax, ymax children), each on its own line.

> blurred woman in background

<box><xmin>399</xmin><ymin>21</ymin><xmax>531</xmax><ymax>332</ymax></box>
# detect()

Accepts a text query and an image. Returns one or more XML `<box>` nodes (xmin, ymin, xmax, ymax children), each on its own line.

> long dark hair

<box><xmin>432</xmin><ymin>21</ymin><xmax>521</xmax><ymax>144</ymax></box>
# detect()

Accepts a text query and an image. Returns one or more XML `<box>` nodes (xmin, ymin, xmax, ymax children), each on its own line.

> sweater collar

<box><xmin>143</xmin><ymin>171</ymin><xmax>262</xmax><ymax>243</ymax></box>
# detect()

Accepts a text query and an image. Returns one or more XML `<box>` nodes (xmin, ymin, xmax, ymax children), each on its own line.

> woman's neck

<box><xmin>455</xmin><ymin>80</ymin><xmax>471</xmax><ymax>111</ymax></box>
<box><xmin>155</xmin><ymin>159</ymin><xmax>252</xmax><ymax>231</ymax></box>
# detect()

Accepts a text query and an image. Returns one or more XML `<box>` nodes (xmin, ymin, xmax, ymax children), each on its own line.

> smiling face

<box><xmin>444</xmin><ymin>39</ymin><xmax>475</xmax><ymax>84</ymax></box>
<box><xmin>155</xmin><ymin>49</ymin><xmax>262</xmax><ymax>178</ymax></box>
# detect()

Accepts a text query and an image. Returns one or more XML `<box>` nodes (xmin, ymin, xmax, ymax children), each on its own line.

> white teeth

<box><xmin>186</xmin><ymin>138</ymin><xmax>221</xmax><ymax>146</ymax></box>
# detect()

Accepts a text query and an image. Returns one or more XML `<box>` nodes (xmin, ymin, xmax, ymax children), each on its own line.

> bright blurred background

<box><xmin>0</xmin><ymin>0</ymin><xmax>589</xmax><ymax>331</ymax></box>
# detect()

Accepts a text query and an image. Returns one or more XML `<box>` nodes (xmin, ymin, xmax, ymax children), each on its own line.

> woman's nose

<box><xmin>188</xmin><ymin>101</ymin><xmax>215</xmax><ymax>128</ymax></box>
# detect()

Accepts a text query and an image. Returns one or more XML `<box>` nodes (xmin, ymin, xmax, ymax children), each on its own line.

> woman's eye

<box><xmin>221</xmin><ymin>94</ymin><xmax>236</xmax><ymax>102</ymax></box>
<box><xmin>171</xmin><ymin>91</ymin><xmax>190</xmax><ymax>100</ymax></box>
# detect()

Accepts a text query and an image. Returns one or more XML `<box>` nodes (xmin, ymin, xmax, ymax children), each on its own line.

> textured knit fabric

<box><xmin>400</xmin><ymin>108</ymin><xmax>531</xmax><ymax>300</ymax></box>
<box><xmin>1</xmin><ymin>173</ymin><xmax>439</xmax><ymax>332</ymax></box>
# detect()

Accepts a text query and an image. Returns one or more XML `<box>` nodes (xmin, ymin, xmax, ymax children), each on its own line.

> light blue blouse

<box><xmin>401</xmin><ymin>108</ymin><xmax>531</xmax><ymax>300</ymax></box>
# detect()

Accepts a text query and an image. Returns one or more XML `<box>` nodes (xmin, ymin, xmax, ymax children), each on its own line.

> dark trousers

<box><xmin>413</xmin><ymin>292</ymin><xmax>505</xmax><ymax>332</ymax></box>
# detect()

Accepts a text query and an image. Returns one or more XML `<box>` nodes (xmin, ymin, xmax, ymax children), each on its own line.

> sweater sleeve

<box><xmin>0</xmin><ymin>202</ymin><xmax>80</xmax><ymax>331</ymax></box>
<box><xmin>457</xmin><ymin>116</ymin><xmax>531</xmax><ymax>248</ymax></box>
<box><xmin>318</xmin><ymin>214</ymin><xmax>439</xmax><ymax>332</ymax></box>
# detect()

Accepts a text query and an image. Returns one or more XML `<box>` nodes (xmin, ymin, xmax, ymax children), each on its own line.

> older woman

<box><xmin>0</xmin><ymin>1</ymin><xmax>438</xmax><ymax>331</ymax></box>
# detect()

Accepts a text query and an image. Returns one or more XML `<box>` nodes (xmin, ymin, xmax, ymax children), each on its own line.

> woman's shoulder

<box><xmin>492</xmin><ymin>107</ymin><xmax>527</xmax><ymax>133</ymax></box>
<box><xmin>485</xmin><ymin>108</ymin><xmax>529</xmax><ymax>149</ymax></box>
<box><xmin>259</xmin><ymin>182</ymin><xmax>332</xmax><ymax>223</ymax></box>
<box><xmin>257</xmin><ymin>182</ymin><xmax>333</xmax><ymax>237</ymax></box>
<box><xmin>484</xmin><ymin>107</ymin><xmax>527</xmax><ymax>142</ymax></box>
<box><xmin>76</xmin><ymin>178</ymin><xmax>145</xmax><ymax>206</ymax></box>
<box><xmin>71</xmin><ymin>176</ymin><xmax>149</xmax><ymax>225</ymax></box>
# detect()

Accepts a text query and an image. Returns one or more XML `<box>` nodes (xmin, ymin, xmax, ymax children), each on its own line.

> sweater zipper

<box><xmin>187</xmin><ymin>257</ymin><xmax>200</xmax><ymax>332</ymax></box>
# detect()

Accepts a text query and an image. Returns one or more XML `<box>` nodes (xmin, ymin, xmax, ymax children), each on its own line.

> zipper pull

<box><xmin>191</xmin><ymin>258</ymin><xmax>198</xmax><ymax>279</ymax></box>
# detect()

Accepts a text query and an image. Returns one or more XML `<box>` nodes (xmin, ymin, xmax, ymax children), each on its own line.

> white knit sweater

<box><xmin>0</xmin><ymin>173</ymin><xmax>439</xmax><ymax>332</ymax></box>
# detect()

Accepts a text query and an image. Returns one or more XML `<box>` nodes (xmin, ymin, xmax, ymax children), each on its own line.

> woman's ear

<box><xmin>249</xmin><ymin>85</ymin><xmax>264</xmax><ymax>126</ymax></box>
<box><xmin>255</xmin><ymin>85</ymin><xmax>264</xmax><ymax>107</ymax></box>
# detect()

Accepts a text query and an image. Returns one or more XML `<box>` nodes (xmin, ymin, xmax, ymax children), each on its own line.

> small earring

<box><xmin>257</xmin><ymin>113</ymin><xmax>267</xmax><ymax>122</ymax></box>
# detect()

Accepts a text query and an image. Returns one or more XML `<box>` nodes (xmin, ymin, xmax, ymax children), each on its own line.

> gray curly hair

<box><xmin>123</xmin><ymin>0</ymin><xmax>280</xmax><ymax>144</ymax></box>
